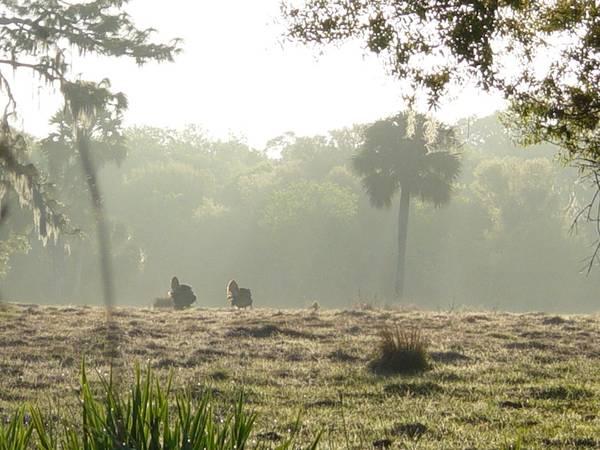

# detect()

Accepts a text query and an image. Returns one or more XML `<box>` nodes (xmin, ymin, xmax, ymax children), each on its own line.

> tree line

<box><xmin>1</xmin><ymin>0</ymin><xmax>599</xmax><ymax>312</ymax></box>
<box><xmin>2</xmin><ymin>113</ymin><xmax>598</xmax><ymax>311</ymax></box>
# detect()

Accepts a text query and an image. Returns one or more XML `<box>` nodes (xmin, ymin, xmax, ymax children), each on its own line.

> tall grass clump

<box><xmin>1</xmin><ymin>362</ymin><xmax>320</xmax><ymax>450</ymax></box>
<box><xmin>0</xmin><ymin>408</ymin><xmax>33</xmax><ymax>450</ymax></box>
<box><xmin>369</xmin><ymin>325</ymin><xmax>430</xmax><ymax>375</ymax></box>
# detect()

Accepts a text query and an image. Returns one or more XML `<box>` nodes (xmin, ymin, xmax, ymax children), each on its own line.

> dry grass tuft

<box><xmin>370</xmin><ymin>325</ymin><xmax>430</xmax><ymax>375</ymax></box>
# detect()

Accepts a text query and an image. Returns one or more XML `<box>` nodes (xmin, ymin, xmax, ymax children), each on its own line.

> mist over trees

<box><xmin>0</xmin><ymin>0</ymin><xmax>180</xmax><ymax>241</ymax></box>
<box><xmin>2</xmin><ymin>114</ymin><xmax>598</xmax><ymax>312</ymax></box>
<box><xmin>0</xmin><ymin>0</ymin><xmax>180</xmax><ymax>309</ymax></box>
<box><xmin>0</xmin><ymin>1</ymin><xmax>598</xmax><ymax>313</ymax></box>
<box><xmin>1</xmin><ymin>4</ymin><xmax>598</xmax><ymax>449</ymax></box>
<box><xmin>282</xmin><ymin>0</ymin><xmax>600</xmax><ymax>267</ymax></box>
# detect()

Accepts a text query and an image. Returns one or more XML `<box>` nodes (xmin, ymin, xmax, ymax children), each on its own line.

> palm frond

<box><xmin>412</xmin><ymin>152</ymin><xmax>461</xmax><ymax>207</ymax></box>
<box><xmin>352</xmin><ymin>148</ymin><xmax>380</xmax><ymax>176</ymax></box>
<box><xmin>424</xmin><ymin>151</ymin><xmax>461</xmax><ymax>182</ymax></box>
<box><xmin>414</xmin><ymin>172</ymin><xmax>454</xmax><ymax>207</ymax></box>
<box><xmin>353</xmin><ymin>112</ymin><xmax>462</xmax><ymax>209</ymax></box>
<box><xmin>361</xmin><ymin>172</ymin><xmax>399</xmax><ymax>209</ymax></box>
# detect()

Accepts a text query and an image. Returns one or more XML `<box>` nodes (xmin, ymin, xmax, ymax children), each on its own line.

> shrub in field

<box><xmin>369</xmin><ymin>325</ymin><xmax>430</xmax><ymax>375</ymax></box>
<box><xmin>1</xmin><ymin>363</ymin><xmax>320</xmax><ymax>450</ymax></box>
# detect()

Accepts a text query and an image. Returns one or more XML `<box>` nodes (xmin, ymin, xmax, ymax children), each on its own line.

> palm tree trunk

<box><xmin>395</xmin><ymin>187</ymin><xmax>410</xmax><ymax>299</ymax></box>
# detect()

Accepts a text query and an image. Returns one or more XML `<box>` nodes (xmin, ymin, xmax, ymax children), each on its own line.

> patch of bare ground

<box><xmin>0</xmin><ymin>303</ymin><xmax>598</xmax><ymax>448</ymax></box>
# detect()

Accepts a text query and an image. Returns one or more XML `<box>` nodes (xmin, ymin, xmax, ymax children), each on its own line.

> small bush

<box><xmin>369</xmin><ymin>325</ymin><xmax>430</xmax><ymax>375</ymax></box>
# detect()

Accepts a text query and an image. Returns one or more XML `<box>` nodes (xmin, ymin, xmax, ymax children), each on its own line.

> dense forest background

<box><xmin>1</xmin><ymin>114</ymin><xmax>598</xmax><ymax>312</ymax></box>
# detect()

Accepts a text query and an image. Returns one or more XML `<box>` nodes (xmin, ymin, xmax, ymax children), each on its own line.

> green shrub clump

<box><xmin>370</xmin><ymin>325</ymin><xmax>430</xmax><ymax>375</ymax></box>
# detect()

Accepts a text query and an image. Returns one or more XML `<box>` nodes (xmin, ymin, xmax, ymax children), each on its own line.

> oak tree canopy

<box><xmin>282</xmin><ymin>0</ymin><xmax>599</xmax><ymax>171</ymax></box>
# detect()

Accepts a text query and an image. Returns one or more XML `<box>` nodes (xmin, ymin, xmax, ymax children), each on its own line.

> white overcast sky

<box><xmin>8</xmin><ymin>0</ymin><xmax>505</xmax><ymax>148</ymax></box>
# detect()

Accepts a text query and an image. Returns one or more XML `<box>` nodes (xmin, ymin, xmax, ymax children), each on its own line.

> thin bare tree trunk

<box><xmin>395</xmin><ymin>187</ymin><xmax>410</xmax><ymax>299</ymax></box>
<box><xmin>76</xmin><ymin>129</ymin><xmax>117</xmax><ymax>349</ymax></box>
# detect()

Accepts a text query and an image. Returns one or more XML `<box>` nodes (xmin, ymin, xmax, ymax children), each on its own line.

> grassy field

<box><xmin>0</xmin><ymin>302</ymin><xmax>599</xmax><ymax>449</ymax></box>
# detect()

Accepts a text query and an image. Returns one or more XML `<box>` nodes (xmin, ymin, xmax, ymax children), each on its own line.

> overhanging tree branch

<box><xmin>0</xmin><ymin>1</ymin><xmax>180</xmax><ymax>338</ymax></box>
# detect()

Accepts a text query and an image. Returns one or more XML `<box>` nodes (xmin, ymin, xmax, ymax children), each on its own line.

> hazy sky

<box><xmin>8</xmin><ymin>0</ymin><xmax>505</xmax><ymax>148</ymax></box>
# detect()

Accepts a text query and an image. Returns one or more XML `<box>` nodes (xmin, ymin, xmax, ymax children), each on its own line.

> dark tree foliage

<box><xmin>0</xmin><ymin>0</ymin><xmax>181</xmax><ymax>243</ymax></box>
<box><xmin>281</xmin><ymin>0</ymin><xmax>600</xmax><ymax>265</ymax></box>
<box><xmin>41</xmin><ymin>79</ymin><xmax>128</xmax><ymax>199</ymax></box>
<box><xmin>282</xmin><ymin>1</ymin><xmax>598</xmax><ymax>152</ymax></box>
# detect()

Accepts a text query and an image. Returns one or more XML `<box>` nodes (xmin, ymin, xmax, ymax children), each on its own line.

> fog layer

<box><xmin>2</xmin><ymin>115</ymin><xmax>598</xmax><ymax>312</ymax></box>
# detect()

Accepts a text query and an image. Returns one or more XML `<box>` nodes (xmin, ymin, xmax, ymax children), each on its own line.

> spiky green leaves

<box><xmin>1</xmin><ymin>363</ymin><xmax>321</xmax><ymax>450</ymax></box>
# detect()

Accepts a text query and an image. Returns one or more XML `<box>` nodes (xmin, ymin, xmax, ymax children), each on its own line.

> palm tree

<box><xmin>353</xmin><ymin>113</ymin><xmax>461</xmax><ymax>299</ymax></box>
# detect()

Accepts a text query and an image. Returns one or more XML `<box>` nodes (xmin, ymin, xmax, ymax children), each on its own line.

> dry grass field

<box><xmin>0</xmin><ymin>302</ymin><xmax>599</xmax><ymax>449</ymax></box>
